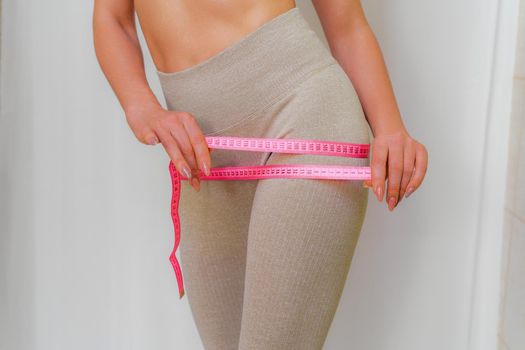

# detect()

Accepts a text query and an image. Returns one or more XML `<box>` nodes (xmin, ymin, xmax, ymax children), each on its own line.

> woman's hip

<box><xmin>156</xmin><ymin>7</ymin><xmax>345</xmax><ymax>135</ymax></box>
<box><xmin>156</xmin><ymin>6</ymin><xmax>370</xmax><ymax>167</ymax></box>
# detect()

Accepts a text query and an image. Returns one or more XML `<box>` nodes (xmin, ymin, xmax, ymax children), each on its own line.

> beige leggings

<box><xmin>156</xmin><ymin>7</ymin><xmax>371</xmax><ymax>350</ymax></box>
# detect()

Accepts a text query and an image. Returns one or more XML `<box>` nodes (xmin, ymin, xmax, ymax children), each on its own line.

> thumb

<box><xmin>141</xmin><ymin>127</ymin><xmax>159</xmax><ymax>146</ymax></box>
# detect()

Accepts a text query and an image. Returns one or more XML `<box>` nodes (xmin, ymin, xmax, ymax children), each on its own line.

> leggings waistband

<box><xmin>155</xmin><ymin>7</ymin><xmax>337</xmax><ymax>136</ymax></box>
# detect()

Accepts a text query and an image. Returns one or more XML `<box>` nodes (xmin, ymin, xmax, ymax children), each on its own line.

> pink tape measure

<box><xmin>168</xmin><ymin>136</ymin><xmax>371</xmax><ymax>299</ymax></box>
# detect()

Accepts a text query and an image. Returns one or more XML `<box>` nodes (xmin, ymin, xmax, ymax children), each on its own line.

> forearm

<box><xmin>327</xmin><ymin>24</ymin><xmax>406</xmax><ymax>136</ymax></box>
<box><xmin>92</xmin><ymin>10</ymin><xmax>160</xmax><ymax>116</ymax></box>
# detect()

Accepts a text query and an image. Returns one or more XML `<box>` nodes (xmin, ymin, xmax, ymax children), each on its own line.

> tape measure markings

<box><xmin>168</xmin><ymin>136</ymin><xmax>371</xmax><ymax>299</ymax></box>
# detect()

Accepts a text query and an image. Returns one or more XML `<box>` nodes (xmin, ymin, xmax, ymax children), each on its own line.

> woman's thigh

<box><xmin>178</xmin><ymin>177</ymin><xmax>257</xmax><ymax>349</ymax></box>
<box><xmin>238</xmin><ymin>63</ymin><xmax>371</xmax><ymax>350</ymax></box>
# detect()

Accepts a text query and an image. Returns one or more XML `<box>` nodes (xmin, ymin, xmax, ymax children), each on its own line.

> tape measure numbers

<box><xmin>168</xmin><ymin>136</ymin><xmax>371</xmax><ymax>299</ymax></box>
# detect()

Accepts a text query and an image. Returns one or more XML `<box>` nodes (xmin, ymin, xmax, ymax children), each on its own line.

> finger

<box><xmin>181</xmin><ymin>114</ymin><xmax>212</xmax><ymax>177</ymax></box>
<box><xmin>398</xmin><ymin>141</ymin><xmax>417</xmax><ymax>203</ymax></box>
<box><xmin>405</xmin><ymin>143</ymin><xmax>428</xmax><ymax>198</ymax></box>
<box><xmin>168</xmin><ymin>122</ymin><xmax>198</xmax><ymax>172</ymax></box>
<box><xmin>132</xmin><ymin>121</ymin><xmax>159</xmax><ymax>146</ymax></box>
<box><xmin>168</xmin><ymin>123</ymin><xmax>201</xmax><ymax>191</ymax></box>
<box><xmin>386</xmin><ymin>142</ymin><xmax>404</xmax><ymax>211</ymax></box>
<box><xmin>155</xmin><ymin>123</ymin><xmax>193</xmax><ymax>180</ymax></box>
<box><xmin>362</xmin><ymin>174</ymin><xmax>372</xmax><ymax>188</ymax></box>
<box><xmin>370</xmin><ymin>139</ymin><xmax>388</xmax><ymax>202</ymax></box>
<box><xmin>140</xmin><ymin>126</ymin><xmax>160</xmax><ymax>146</ymax></box>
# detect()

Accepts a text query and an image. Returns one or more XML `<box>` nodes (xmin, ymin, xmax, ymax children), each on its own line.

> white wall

<box><xmin>499</xmin><ymin>0</ymin><xmax>525</xmax><ymax>349</ymax></box>
<box><xmin>309</xmin><ymin>0</ymin><xmax>518</xmax><ymax>348</ymax></box>
<box><xmin>0</xmin><ymin>1</ymin><xmax>519</xmax><ymax>349</ymax></box>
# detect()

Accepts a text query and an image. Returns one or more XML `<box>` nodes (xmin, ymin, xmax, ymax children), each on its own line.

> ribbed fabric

<box><xmin>156</xmin><ymin>7</ymin><xmax>337</xmax><ymax>136</ymax></box>
<box><xmin>156</xmin><ymin>6</ymin><xmax>371</xmax><ymax>350</ymax></box>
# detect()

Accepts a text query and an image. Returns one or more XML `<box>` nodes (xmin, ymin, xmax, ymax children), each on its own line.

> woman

<box><xmin>93</xmin><ymin>1</ymin><xmax>428</xmax><ymax>349</ymax></box>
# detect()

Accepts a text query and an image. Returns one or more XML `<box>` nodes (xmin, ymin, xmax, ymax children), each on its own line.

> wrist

<box><xmin>124</xmin><ymin>100</ymin><xmax>163</xmax><ymax>121</ymax></box>
<box><xmin>373</xmin><ymin>127</ymin><xmax>408</xmax><ymax>138</ymax></box>
<box><xmin>370</xmin><ymin>118</ymin><xmax>407</xmax><ymax>137</ymax></box>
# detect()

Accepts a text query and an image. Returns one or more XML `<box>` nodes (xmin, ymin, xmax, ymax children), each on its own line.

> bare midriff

<box><xmin>134</xmin><ymin>0</ymin><xmax>296</xmax><ymax>74</ymax></box>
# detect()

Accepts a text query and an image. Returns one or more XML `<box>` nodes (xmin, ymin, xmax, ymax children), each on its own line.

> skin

<box><xmin>92</xmin><ymin>0</ymin><xmax>428</xmax><ymax>212</ymax></box>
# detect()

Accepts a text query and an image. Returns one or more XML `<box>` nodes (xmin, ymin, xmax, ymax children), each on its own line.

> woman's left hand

<box><xmin>363</xmin><ymin>129</ymin><xmax>428</xmax><ymax>211</ymax></box>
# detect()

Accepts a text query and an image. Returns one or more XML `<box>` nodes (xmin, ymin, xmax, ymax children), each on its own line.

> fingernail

<box><xmin>405</xmin><ymin>187</ymin><xmax>414</xmax><ymax>198</ymax></box>
<box><xmin>182</xmin><ymin>166</ymin><xmax>192</xmax><ymax>179</ymax></box>
<box><xmin>192</xmin><ymin>177</ymin><xmax>200</xmax><ymax>192</ymax></box>
<box><xmin>148</xmin><ymin>137</ymin><xmax>158</xmax><ymax>145</ymax></box>
<box><xmin>375</xmin><ymin>186</ymin><xmax>382</xmax><ymax>201</ymax></box>
<box><xmin>388</xmin><ymin>196</ymin><xmax>397</xmax><ymax>210</ymax></box>
<box><xmin>202</xmin><ymin>161</ymin><xmax>210</xmax><ymax>176</ymax></box>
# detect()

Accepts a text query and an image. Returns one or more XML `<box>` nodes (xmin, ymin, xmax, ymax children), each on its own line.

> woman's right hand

<box><xmin>125</xmin><ymin>103</ymin><xmax>212</xmax><ymax>192</ymax></box>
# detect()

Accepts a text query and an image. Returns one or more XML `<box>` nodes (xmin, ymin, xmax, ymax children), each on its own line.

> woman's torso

<box><xmin>134</xmin><ymin>0</ymin><xmax>296</xmax><ymax>74</ymax></box>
